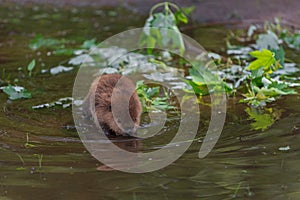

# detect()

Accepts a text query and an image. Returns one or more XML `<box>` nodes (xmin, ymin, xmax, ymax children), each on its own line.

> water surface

<box><xmin>0</xmin><ymin>3</ymin><xmax>299</xmax><ymax>200</ymax></box>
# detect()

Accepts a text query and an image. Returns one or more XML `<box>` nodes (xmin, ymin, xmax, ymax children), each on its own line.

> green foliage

<box><xmin>29</xmin><ymin>34</ymin><xmax>97</xmax><ymax>56</ymax></box>
<box><xmin>184</xmin><ymin>65</ymin><xmax>233</xmax><ymax>96</ymax></box>
<box><xmin>184</xmin><ymin>67</ymin><xmax>211</xmax><ymax>96</ymax></box>
<box><xmin>247</xmin><ymin>49</ymin><xmax>279</xmax><ymax>73</ymax></box>
<box><xmin>53</xmin><ymin>48</ymin><xmax>74</xmax><ymax>56</ymax></box>
<box><xmin>241</xmin><ymin>83</ymin><xmax>296</xmax><ymax>107</ymax></box>
<box><xmin>81</xmin><ymin>38</ymin><xmax>97</xmax><ymax>49</ymax></box>
<box><xmin>241</xmin><ymin>49</ymin><xmax>296</xmax><ymax>107</ymax></box>
<box><xmin>245</xmin><ymin>107</ymin><xmax>282</xmax><ymax>131</ymax></box>
<box><xmin>1</xmin><ymin>85</ymin><xmax>32</xmax><ymax>100</ymax></box>
<box><xmin>29</xmin><ymin>34</ymin><xmax>97</xmax><ymax>57</ymax></box>
<box><xmin>256</xmin><ymin>31</ymin><xmax>280</xmax><ymax>50</ymax></box>
<box><xmin>136</xmin><ymin>80</ymin><xmax>175</xmax><ymax>111</ymax></box>
<box><xmin>10</xmin><ymin>15</ymin><xmax>299</xmax><ymax>138</ymax></box>
<box><xmin>27</xmin><ymin>59</ymin><xmax>36</xmax><ymax>77</ymax></box>
<box><xmin>29</xmin><ymin>34</ymin><xmax>66</xmax><ymax>50</ymax></box>
<box><xmin>284</xmin><ymin>33</ymin><xmax>300</xmax><ymax>50</ymax></box>
<box><xmin>225</xmin><ymin>20</ymin><xmax>299</xmax><ymax>107</ymax></box>
<box><xmin>174</xmin><ymin>6</ymin><xmax>194</xmax><ymax>24</ymax></box>
<box><xmin>139</xmin><ymin>2</ymin><xmax>192</xmax><ymax>55</ymax></box>
<box><xmin>272</xmin><ymin>46</ymin><xmax>285</xmax><ymax>67</ymax></box>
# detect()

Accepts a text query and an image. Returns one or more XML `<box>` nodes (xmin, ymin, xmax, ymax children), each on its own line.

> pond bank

<box><xmin>1</xmin><ymin>0</ymin><xmax>300</xmax><ymax>27</ymax></box>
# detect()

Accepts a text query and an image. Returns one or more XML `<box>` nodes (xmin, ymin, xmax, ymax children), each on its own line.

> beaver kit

<box><xmin>83</xmin><ymin>74</ymin><xmax>142</xmax><ymax>136</ymax></box>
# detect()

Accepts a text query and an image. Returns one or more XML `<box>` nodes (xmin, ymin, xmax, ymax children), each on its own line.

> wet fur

<box><xmin>83</xmin><ymin>74</ymin><xmax>142</xmax><ymax>136</ymax></box>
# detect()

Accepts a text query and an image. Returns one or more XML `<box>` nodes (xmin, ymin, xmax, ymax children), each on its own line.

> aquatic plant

<box><xmin>241</xmin><ymin>49</ymin><xmax>297</xmax><ymax>106</ymax></box>
<box><xmin>136</xmin><ymin>80</ymin><xmax>175</xmax><ymax>112</ymax></box>
<box><xmin>24</xmin><ymin>133</ymin><xmax>35</xmax><ymax>148</ymax></box>
<box><xmin>139</xmin><ymin>2</ymin><xmax>194</xmax><ymax>55</ymax></box>
<box><xmin>29</xmin><ymin>34</ymin><xmax>68</xmax><ymax>50</ymax></box>
<box><xmin>224</xmin><ymin>20</ymin><xmax>299</xmax><ymax>107</ymax></box>
<box><xmin>27</xmin><ymin>59</ymin><xmax>36</xmax><ymax>77</ymax></box>
<box><xmin>0</xmin><ymin>85</ymin><xmax>32</xmax><ymax>100</ymax></box>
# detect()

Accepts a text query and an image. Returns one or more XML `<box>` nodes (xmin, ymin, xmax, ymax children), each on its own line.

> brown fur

<box><xmin>83</xmin><ymin>74</ymin><xmax>142</xmax><ymax>136</ymax></box>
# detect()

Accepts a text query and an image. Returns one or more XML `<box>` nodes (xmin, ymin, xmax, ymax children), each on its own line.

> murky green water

<box><xmin>0</xmin><ymin>3</ymin><xmax>300</xmax><ymax>200</ymax></box>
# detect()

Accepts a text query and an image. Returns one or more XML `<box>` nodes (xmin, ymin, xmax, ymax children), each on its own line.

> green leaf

<box><xmin>175</xmin><ymin>11</ymin><xmax>188</xmax><ymax>24</ymax></box>
<box><xmin>284</xmin><ymin>33</ymin><xmax>300</xmax><ymax>49</ymax></box>
<box><xmin>256</xmin><ymin>31</ymin><xmax>280</xmax><ymax>50</ymax></box>
<box><xmin>257</xmin><ymin>87</ymin><xmax>295</xmax><ymax>97</ymax></box>
<box><xmin>267</xmin><ymin>82</ymin><xmax>297</xmax><ymax>95</ymax></box>
<box><xmin>183</xmin><ymin>79</ymin><xmax>209</xmax><ymax>95</ymax></box>
<box><xmin>27</xmin><ymin>59</ymin><xmax>36</xmax><ymax>77</ymax></box>
<box><xmin>245</xmin><ymin>107</ymin><xmax>278</xmax><ymax>131</ymax></box>
<box><xmin>250</xmin><ymin>76</ymin><xmax>264</xmax><ymax>88</ymax></box>
<box><xmin>81</xmin><ymin>38</ymin><xmax>97</xmax><ymax>49</ymax></box>
<box><xmin>16</xmin><ymin>167</ymin><xmax>26</xmax><ymax>171</ymax></box>
<box><xmin>25</xmin><ymin>143</ymin><xmax>36</xmax><ymax>148</ymax></box>
<box><xmin>136</xmin><ymin>80</ymin><xmax>174</xmax><ymax>111</ymax></box>
<box><xmin>146</xmin><ymin>87</ymin><xmax>160</xmax><ymax>97</ymax></box>
<box><xmin>271</xmin><ymin>46</ymin><xmax>285</xmax><ymax>67</ymax></box>
<box><xmin>154</xmin><ymin>12</ymin><xmax>176</xmax><ymax>28</ymax></box>
<box><xmin>174</xmin><ymin>6</ymin><xmax>195</xmax><ymax>24</ymax></box>
<box><xmin>27</xmin><ymin>59</ymin><xmax>36</xmax><ymax>72</ymax></box>
<box><xmin>1</xmin><ymin>85</ymin><xmax>32</xmax><ymax>100</ymax></box>
<box><xmin>53</xmin><ymin>48</ymin><xmax>74</xmax><ymax>55</ymax></box>
<box><xmin>247</xmin><ymin>49</ymin><xmax>276</xmax><ymax>71</ymax></box>
<box><xmin>29</xmin><ymin>34</ymin><xmax>65</xmax><ymax>50</ymax></box>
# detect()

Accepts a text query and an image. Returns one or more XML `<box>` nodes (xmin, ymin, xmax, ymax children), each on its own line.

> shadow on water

<box><xmin>0</xmin><ymin>3</ymin><xmax>300</xmax><ymax>200</ymax></box>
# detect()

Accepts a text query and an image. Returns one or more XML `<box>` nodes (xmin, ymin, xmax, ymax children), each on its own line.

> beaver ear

<box><xmin>108</xmin><ymin>105</ymin><xmax>112</xmax><ymax>112</ymax></box>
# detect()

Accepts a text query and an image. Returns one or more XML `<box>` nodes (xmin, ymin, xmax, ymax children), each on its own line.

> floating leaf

<box><xmin>29</xmin><ymin>34</ymin><xmax>66</xmax><ymax>50</ymax></box>
<box><xmin>278</xmin><ymin>146</ymin><xmax>291</xmax><ymax>151</ymax></box>
<box><xmin>50</xmin><ymin>65</ymin><xmax>73</xmax><ymax>75</ymax></box>
<box><xmin>68</xmin><ymin>54</ymin><xmax>94</xmax><ymax>65</ymax></box>
<box><xmin>53</xmin><ymin>48</ymin><xmax>74</xmax><ymax>55</ymax></box>
<box><xmin>1</xmin><ymin>85</ymin><xmax>32</xmax><ymax>100</ymax></box>
<box><xmin>99</xmin><ymin>67</ymin><xmax>119</xmax><ymax>74</ymax></box>
<box><xmin>81</xmin><ymin>38</ymin><xmax>97</xmax><ymax>49</ymax></box>
<box><xmin>32</xmin><ymin>97</ymin><xmax>73</xmax><ymax>109</ymax></box>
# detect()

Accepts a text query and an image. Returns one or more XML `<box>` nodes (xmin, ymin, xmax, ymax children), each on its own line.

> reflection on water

<box><xmin>0</xmin><ymin>3</ymin><xmax>299</xmax><ymax>200</ymax></box>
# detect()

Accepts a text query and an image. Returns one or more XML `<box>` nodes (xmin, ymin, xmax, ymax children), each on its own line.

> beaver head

<box><xmin>84</xmin><ymin>74</ymin><xmax>142</xmax><ymax>136</ymax></box>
